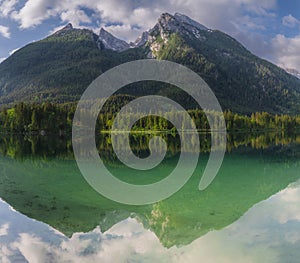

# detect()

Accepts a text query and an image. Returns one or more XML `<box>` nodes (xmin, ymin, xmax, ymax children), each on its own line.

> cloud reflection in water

<box><xmin>1</xmin><ymin>181</ymin><xmax>300</xmax><ymax>262</ymax></box>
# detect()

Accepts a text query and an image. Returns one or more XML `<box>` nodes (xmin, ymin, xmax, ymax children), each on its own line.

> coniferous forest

<box><xmin>1</xmin><ymin>101</ymin><xmax>300</xmax><ymax>134</ymax></box>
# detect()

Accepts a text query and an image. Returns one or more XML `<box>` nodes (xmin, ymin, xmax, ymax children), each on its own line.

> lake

<box><xmin>0</xmin><ymin>132</ymin><xmax>300</xmax><ymax>262</ymax></box>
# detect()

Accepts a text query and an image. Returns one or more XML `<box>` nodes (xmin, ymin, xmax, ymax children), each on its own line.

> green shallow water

<box><xmin>0</xmin><ymin>133</ymin><xmax>300</xmax><ymax>248</ymax></box>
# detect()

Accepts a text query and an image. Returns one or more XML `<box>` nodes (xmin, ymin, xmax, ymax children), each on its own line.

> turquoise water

<box><xmin>0</xmin><ymin>133</ymin><xmax>300</xmax><ymax>262</ymax></box>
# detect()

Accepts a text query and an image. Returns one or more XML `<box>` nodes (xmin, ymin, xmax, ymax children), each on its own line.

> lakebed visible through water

<box><xmin>0</xmin><ymin>132</ymin><xmax>300</xmax><ymax>262</ymax></box>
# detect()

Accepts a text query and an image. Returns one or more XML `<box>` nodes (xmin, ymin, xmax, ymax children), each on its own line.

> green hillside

<box><xmin>0</xmin><ymin>13</ymin><xmax>300</xmax><ymax>114</ymax></box>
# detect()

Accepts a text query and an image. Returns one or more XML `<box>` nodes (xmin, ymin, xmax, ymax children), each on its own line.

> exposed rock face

<box><xmin>141</xmin><ymin>12</ymin><xmax>210</xmax><ymax>57</ymax></box>
<box><xmin>149</xmin><ymin>12</ymin><xmax>209</xmax><ymax>40</ymax></box>
<box><xmin>174</xmin><ymin>13</ymin><xmax>208</xmax><ymax>31</ymax></box>
<box><xmin>131</xmin><ymin>31</ymin><xmax>150</xmax><ymax>47</ymax></box>
<box><xmin>100</xmin><ymin>12</ymin><xmax>210</xmax><ymax>53</ymax></box>
<box><xmin>97</xmin><ymin>28</ymin><xmax>130</xmax><ymax>52</ymax></box>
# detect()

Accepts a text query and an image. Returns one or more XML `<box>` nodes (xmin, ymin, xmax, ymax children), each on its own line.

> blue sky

<box><xmin>0</xmin><ymin>0</ymin><xmax>300</xmax><ymax>70</ymax></box>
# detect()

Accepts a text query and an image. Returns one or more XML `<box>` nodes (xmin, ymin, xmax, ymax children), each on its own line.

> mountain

<box><xmin>141</xmin><ymin>13</ymin><xmax>300</xmax><ymax>114</ymax></box>
<box><xmin>97</xmin><ymin>28</ymin><xmax>130</xmax><ymax>51</ymax></box>
<box><xmin>285</xmin><ymin>68</ymin><xmax>300</xmax><ymax>79</ymax></box>
<box><xmin>130</xmin><ymin>31</ymin><xmax>150</xmax><ymax>47</ymax></box>
<box><xmin>0</xmin><ymin>24</ymin><xmax>144</xmax><ymax>105</ymax></box>
<box><xmin>173</xmin><ymin>12</ymin><xmax>208</xmax><ymax>31</ymax></box>
<box><xmin>0</xmin><ymin>13</ymin><xmax>300</xmax><ymax>114</ymax></box>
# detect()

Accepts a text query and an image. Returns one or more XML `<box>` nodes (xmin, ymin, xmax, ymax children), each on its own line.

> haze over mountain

<box><xmin>0</xmin><ymin>12</ymin><xmax>300</xmax><ymax>114</ymax></box>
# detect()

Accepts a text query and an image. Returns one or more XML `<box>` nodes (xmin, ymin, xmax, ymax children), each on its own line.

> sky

<box><xmin>0</xmin><ymin>0</ymin><xmax>300</xmax><ymax>71</ymax></box>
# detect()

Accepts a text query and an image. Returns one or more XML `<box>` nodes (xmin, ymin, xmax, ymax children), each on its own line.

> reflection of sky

<box><xmin>1</xmin><ymin>181</ymin><xmax>300</xmax><ymax>262</ymax></box>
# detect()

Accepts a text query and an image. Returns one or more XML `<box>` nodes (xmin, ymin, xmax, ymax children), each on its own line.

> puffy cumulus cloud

<box><xmin>0</xmin><ymin>0</ymin><xmax>18</xmax><ymax>17</ymax></box>
<box><xmin>5</xmin><ymin>219</ymin><xmax>169</xmax><ymax>263</ymax></box>
<box><xmin>0</xmin><ymin>245</ymin><xmax>13</xmax><ymax>263</ymax></box>
<box><xmin>0</xmin><ymin>216</ymin><xmax>275</xmax><ymax>263</ymax></box>
<box><xmin>11</xmin><ymin>234</ymin><xmax>57</xmax><ymax>263</ymax></box>
<box><xmin>229</xmin><ymin>181</ymin><xmax>300</xmax><ymax>230</ymax></box>
<box><xmin>103</xmin><ymin>24</ymin><xmax>142</xmax><ymax>44</ymax></box>
<box><xmin>282</xmin><ymin>14</ymin><xmax>300</xmax><ymax>28</ymax></box>
<box><xmin>270</xmin><ymin>184</ymin><xmax>300</xmax><ymax>224</ymax></box>
<box><xmin>1</xmin><ymin>215</ymin><xmax>286</xmax><ymax>263</ymax></box>
<box><xmin>2</xmin><ymin>181</ymin><xmax>300</xmax><ymax>263</ymax></box>
<box><xmin>0</xmin><ymin>223</ymin><xmax>9</xmax><ymax>236</ymax></box>
<box><xmin>270</xmin><ymin>34</ymin><xmax>300</xmax><ymax>70</ymax></box>
<box><xmin>170</xmin><ymin>0</ymin><xmax>277</xmax><ymax>36</ymax></box>
<box><xmin>0</xmin><ymin>25</ymin><xmax>10</xmax><ymax>38</ymax></box>
<box><xmin>11</xmin><ymin>0</ymin><xmax>57</xmax><ymax>29</ymax></box>
<box><xmin>60</xmin><ymin>9</ymin><xmax>91</xmax><ymax>27</ymax></box>
<box><xmin>10</xmin><ymin>0</ymin><xmax>277</xmax><ymax>42</ymax></box>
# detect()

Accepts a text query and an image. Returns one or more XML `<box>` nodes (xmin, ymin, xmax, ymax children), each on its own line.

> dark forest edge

<box><xmin>1</xmin><ymin>132</ymin><xmax>300</xmax><ymax>162</ymax></box>
<box><xmin>0</xmin><ymin>101</ymin><xmax>300</xmax><ymax>134</ymax></box>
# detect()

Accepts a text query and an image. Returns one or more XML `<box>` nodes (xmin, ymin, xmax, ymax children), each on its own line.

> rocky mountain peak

<box><xmin>51</xmin><ymin>23</ymin><xmax>75</xmax><ymax>37</ymax></box>
<box><xmin>156</xmin><ymin>12</ymin><xmax>209</xmax><ymax>32</ymax></box>
<box><xmin>174</xmin><ymin>13</ymin><xmax>208</xmax><ymax>31</ymax></box>
<box><xmin>63</xmin><ymin>23</ymin><xmax>73</xmax><ymax>30</ymax></box>
<box><xmin>98</xmin><ymin>28</ymin><xmax>130</xmax><ymax>52</ymax></box>
<box><xmin>142</xmin><ymin>12</ymin><xmax>210</xmax><ymax>58</ymax></box>
<box><xmin>131</xmin><ymin>31</ymin><xmax>150</xmax><ymax>47</ymax></box>
<box><xmin>148</xmin><ymin>12</ymin><xmax>210</xmax><ymax>42</ymax></box>
<box><xmin>156</xmin><ymin>13</ymin><xmax>180</xmax><ymax>32</ymax></box>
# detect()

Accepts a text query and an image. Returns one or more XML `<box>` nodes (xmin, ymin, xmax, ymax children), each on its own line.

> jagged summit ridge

<box><xmin>132</xmin><ymin>12</ymin><xmax>210</xmax><ymax>50</ymax></box>
<box><xmin>97</xmin><ymin>28</ymin><xmax>130</xmax><ymax>52</ymax></box>
<box><xmin>63</xmin><ymin>23</ymin><xmax>73</xmax><ymax>30</ymax></box>
<box><xmin>131</xmin><ymin>31</ymin><xmax>150</xmax><ymax>47</ymax></box>
<box><xmin>52</xmin><ymin>23</ymin><xmax>75</xmax><ymax>36</ymax></box>
<box><xmin>154</xmin><ymin>12</ymin><xmax>210</xmax><ymax>37</ymax></box>
<box><xmin>174</xmin><ymin>13</ymin><xmax>208</xmax><ymax>31</ymax></box>
<box><xmin>50</xmin><ymin>13</ymin><xmax>211</xmax><ymax>52</ymax></box>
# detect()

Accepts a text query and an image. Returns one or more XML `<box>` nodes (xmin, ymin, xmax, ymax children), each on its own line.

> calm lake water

<box><xmin>0</xmin><ymin>132</ymin><xmax>300</xmax><ymax>262</ymax></box>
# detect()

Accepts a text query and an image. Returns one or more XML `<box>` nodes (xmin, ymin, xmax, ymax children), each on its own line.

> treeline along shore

<box><xmin>0</xmin><ymin>101</ymin><xmax>300</xmax><ymax>134</ymax></box>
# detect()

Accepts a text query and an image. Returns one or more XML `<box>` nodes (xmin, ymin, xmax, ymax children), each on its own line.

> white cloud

<box><xmin>2</xmin><ymin>179</ymin><xmax>300</xmax><ymax>263</ymax></box>
<box><xmin>11</xmin><ymin>0</ymin><xmax>57</xmax><ymax>29</ymax></box>
<box><xmin>5</xmin><ymin>219</ymin><xmax>169</xmax><ymax>263</ymax></box>
<box><xmin>232</xmin><ymin>15</ymin><xmax>267</xmax><ymax>31</ymax></box>
<box><xmin>0</xmin><ymin>223</ymin><xmax>9</xmax><ymax>236</ymax></box>
<box><xmin>270</xmin><ymin>34</ymin><xmax>300</xmax><ymax>70</ymax></box>
<box><xmin>0</xmin><ymin>0</ymin><xmax>18</xmax><ymax>17</ymax></box>
<box><xmin>10</xmin><ymin>0</ymin><xmax>277</xmax><ymax>43</ymax></box>
<box><xmin>0</xmin><ymin>245</ymin><xmax>13</xmax><ymax>263</ymax></box>
<box><xmin>271</xmin><ymin>186</ymin><xmax>300</xmax><ymax>224</ymax></box>
<box><xmin>282</xmin><ymin>14</ymin><xmax>300</xmax><ymax>28</ymax></box>
<box><xmin>0</xmin><ymin>57</ymin><xmax>6</xmax><ymax>63</ymax></box>
<box><xmin>244</xmin><ymin>3</ymin><xmax>276</xmax><ymax>17</ymax></box>
<box><xmin>0</xmin><ymin>217</ymin><xmax>273</xmax><ymax>263</ymax></box>
<box><xmin>60</xmin><ymin>9</ymin><xmax>91</xmax><ymax>27</ymax></box>
<box><xmin>0</xmin><ymin>25</ymin><xmax>10</xmax><ymax>38</ymax></box>
<box><xmin>103</xmin><ymin>24</ymin><xmax>142</xmax><ymax>44</ymax></box>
